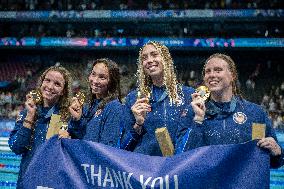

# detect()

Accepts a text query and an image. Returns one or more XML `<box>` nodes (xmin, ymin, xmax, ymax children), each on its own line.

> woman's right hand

<box><xmin>25</xmin><ymin>94</ymin><xmax>37</xmax><ymax>121</ymax></box>
<box><xmin>69</xmin><ymin>97</ymin><xmax>83</xmax><ymax>121</ymax></box>
<box><xmin>131</xmin><ymin>98</ymin><xmax>151</xmax><ymax>126</ymax></box>
<box><xmin>191</xmin><ymin>93</ymin><xmax>206</xmax><ymax>123</ymax></box>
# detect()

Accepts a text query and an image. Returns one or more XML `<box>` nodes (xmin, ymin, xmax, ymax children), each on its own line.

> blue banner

<box><xmin>40</xmin><ymin>37</ymin><xmax>88</xmax><ymax>47</ymax></box>
<box><xmin>0</xmin><ymin>37</ymin><xmax>283</xmax><ymax>48</ymax></box>
<box><xmin>22</xmin><ymin>137</ymin><xmax>270</xmax><ymax>189</ymax></box>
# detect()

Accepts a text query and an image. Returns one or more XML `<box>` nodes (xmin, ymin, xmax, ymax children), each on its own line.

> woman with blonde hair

<box><xmin>120</xmin><ymin>41</ymin><xmax>194</xmax><ymax>156</ymax></box>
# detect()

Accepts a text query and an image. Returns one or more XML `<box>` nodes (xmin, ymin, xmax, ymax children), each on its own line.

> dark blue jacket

<box><xmin>68</xmin><ymin>99</ymin><xmax>123</xmax><ymax>147</ymax></box>
<box><xmin>120</xmin><ymin>85</ymin><xmax>194</xmax><ymax>156</ymax></box>
<box><xmin>176</xmin><ymin>97</ymin><xmax>284</xmax><ymax>168</ymax></box>
<box><xmin>9</xmin><ymin>105</ymin><xmax>60</xmax><ymax>188</ymax></box>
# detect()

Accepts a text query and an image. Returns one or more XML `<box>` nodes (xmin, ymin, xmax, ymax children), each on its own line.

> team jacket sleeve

<box><xmin>119</xmin><ymin>94</ymin><xmax>145</xmax><ymax>151</ymax></box>
<box><xmin>8</xmin><ymin>110</ymin><xmax>32</xmax><ymax>155</ymax></box>
<box><xmin>68</xmin><ymin>105</ymin><xmax>87</xmax><ymax>139</ymax></box>
<box><xmin>175</xmin><ymin>119</ymin><xmax>205</xmax><ymax>154</ymax></box>
<box><xmin>98</xmin><ymin>102</ymin><xmax>125</xmax><ymax>147</ymax></box>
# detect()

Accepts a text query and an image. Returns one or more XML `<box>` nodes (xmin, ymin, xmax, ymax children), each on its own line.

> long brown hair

<box><xmin>89</xmin><ymin>58</ymin><xmax>121</xmax><ymax>110</ymax></box>
<box><xmin>137</xmin><ymin>41</ymin><xmax>180</xmax><ymax>105</ymax></box>
<box><xmin>203</xmin><ymin>53</ymin><xmax>242</xmax><ymax>97</ymax></box>
<box><xmin>37</xmin><ymin>65</ymin><xmax>73</xmax><ymax>121</ymax></box>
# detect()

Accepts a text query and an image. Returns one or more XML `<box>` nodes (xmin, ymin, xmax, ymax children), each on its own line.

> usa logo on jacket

<box><xmin>233</xmin><ymin>112</ymin><xmax>247</xmax><ymax>124</ymax></box>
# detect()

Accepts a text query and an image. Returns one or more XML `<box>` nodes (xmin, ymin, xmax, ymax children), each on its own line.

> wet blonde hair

<box><xmin>137</xmin><ymin>41</ymin><xmax>180</xmax><ymax>105</ymax></box>
<box><xmin>203</xmin><ymin>53</ymin><xmax>241</xmax><ymax>97</ymax></box>
<box><xmin>37</xmin><ymin>66</ymin><xmax>73</xmax><ymax>121</ymax></box>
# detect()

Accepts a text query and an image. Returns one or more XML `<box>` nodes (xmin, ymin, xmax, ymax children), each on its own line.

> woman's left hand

<box><xmin>257</xmin><ymin>137</ymin><xmax>282</xmax><ymax>156</ymax></box>
<box><xmin>58</xmin><ymin>130</ymin><xmax>71</xmax><ymax>139</ymax></box>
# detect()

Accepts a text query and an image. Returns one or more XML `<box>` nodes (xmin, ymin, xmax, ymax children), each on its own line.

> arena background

<box><xmin>0</xmin><ymin>0</ymin><xmax>283</xmax><ymax>188</ymax></box>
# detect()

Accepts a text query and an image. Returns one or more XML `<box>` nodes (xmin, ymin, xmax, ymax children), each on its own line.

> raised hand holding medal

<box><xmin>26</xmin><ymin>89</ymin><xmax>43</xmax><ymax>116</ymax></box>
<box><xmin>23</xmin><ymin>89</ymin><xmax>43</xmax><ymax>150</ymax></box>
<box><xmin>69</xmin><ymin>91</ymin><xmax>86</xmax><ymax>121</ymax></box>
<box><xmin>75</xmin><ymin>91</ymin><xmax>86</xmax><ymax>107</ymax></box>
<box><xmin>195</xmin><ymin>86</ymin><xmax>210</xmax><ymax>102</ymax></box>
<box><xmin>24</xmin><ymin>89</ymin><xmax>43</xmax><ymax>128</ymax></box>
<box><xmin>28</xmin><ymin>89</ymin><xmax>43</xmax><ymax>104</ymax></box>
<box><xmin>191</xmin><ymin>86</ymin><xmax>210</xmax><ymax>124</ymax></box>
<box><xmin>132</xmin><ymin>90</ymin><xmax>151</xmax><ymax>134</ymax></box>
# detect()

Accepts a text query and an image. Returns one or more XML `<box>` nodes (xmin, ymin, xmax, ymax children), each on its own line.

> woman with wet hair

<box><xmin>177</xmin><ymin>53</ymin><xmax>284</xmax><ymax>168</ymax></box>
<box><xmin>9</xmin><ymin>66</ymin><xmax>73</xmax><ymax>188</ymax></box>
<box><xmin>120</xmin><ymin>41</ymin><xmax>194</xmax><ymax>156</ymax></box>
<box><xmin>61</xmin><ymin>58</ymin><xmax>123</xmax><ymax>147</ymax></box>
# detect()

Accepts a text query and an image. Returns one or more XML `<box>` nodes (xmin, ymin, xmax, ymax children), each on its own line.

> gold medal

<box><xmin>137</xmin><ymin>89</ymin><xmax>151</xmax><ymax>104</ymax></box>
<box><xmin>75</xmin><ymin>91</ymin><xmax>86</xmax><ymax>106</ymax></box>
<box><xmin>28</xmin><ymin>89</ymin><xmax>43</xmax><ymax>104</ymax></box>
<box><xmin>144</xmin><ymin>91</ymin><xmax>151</xmax><ymax>104</ymax></box>
<box><xmin>195</xmin><ymin>86</ymin><xmax>210</xmax><ymax>102</ymax></box>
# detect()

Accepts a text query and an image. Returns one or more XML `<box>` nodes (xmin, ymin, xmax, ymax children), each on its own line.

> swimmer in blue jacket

<box><xmin>9</xmin><ymin>66</ymin><xmax>73</xmax><ymax>188</ymax></box>
<box><xmin>177</xmin><ymin>53</ymin><xmax>284</xmax><ymax>168</ymax></box>
<box><xmin>60</xmin><ymin>58</ymin><xmax>123</xmax><ymax>147</ymax></box>
<box><xmin>120</xmin><ymin>41</ymin><xmax>194</xmax><ymax>156</ymax></box>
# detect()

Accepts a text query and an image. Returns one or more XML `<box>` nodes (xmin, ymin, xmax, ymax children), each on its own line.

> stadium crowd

<box><xmin>0</xmin><ymin>0</ymin><xmax>282</xmax><ymax>11</ymax></box>
<box><xmin>1</xmin><ymin>22</ymin><xmax>282</xmax><ymax>39</ymax></box>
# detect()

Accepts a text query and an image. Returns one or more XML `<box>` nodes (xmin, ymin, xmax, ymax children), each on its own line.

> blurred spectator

<box><xmin>246</xmin><ymin>76</ymin><xmax>255</xmax><ymax>90</ymax></box>
<box><xmin>120</xmin><ymin>1</ymin><xmax>128</xmax><ymax>10</ymax></box>
<box><xmin>261</xmin><ymin>93</ymin><xmax>270</xmax><ymax>108</ymax></box>
<box><xmin>269</xmin><ymin>98</ymin><xmax>277</xmax><ymax>112</ymax></box>
<box><xmin>273</xmin><ymin>113</ymin><xmax>284</xmax><ymax>129</ymax></box>
<box><xmin>280</xmin><ymin>82</ymin><xmax>284</xmax><ymax>95</ymax></box>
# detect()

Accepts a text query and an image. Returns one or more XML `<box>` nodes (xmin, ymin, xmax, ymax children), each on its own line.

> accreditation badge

<box><xmin>46</xmin><ymin>114</ymin><xmax>67</xmax><ymax>139</ymax></box>
<box><xmin>252</xmin><ymin>123</ymin><xmax>266</xmax><ymax>140</ymax></box>
<box><xmin>155</xmin><ymin>127</ymin><xmax>174</xmax><ymax>157</ymax></box>
<box><xmin>233</xmin><ymin>112</ymin><xmax>247</xmax><ymax>124</ymax></box>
